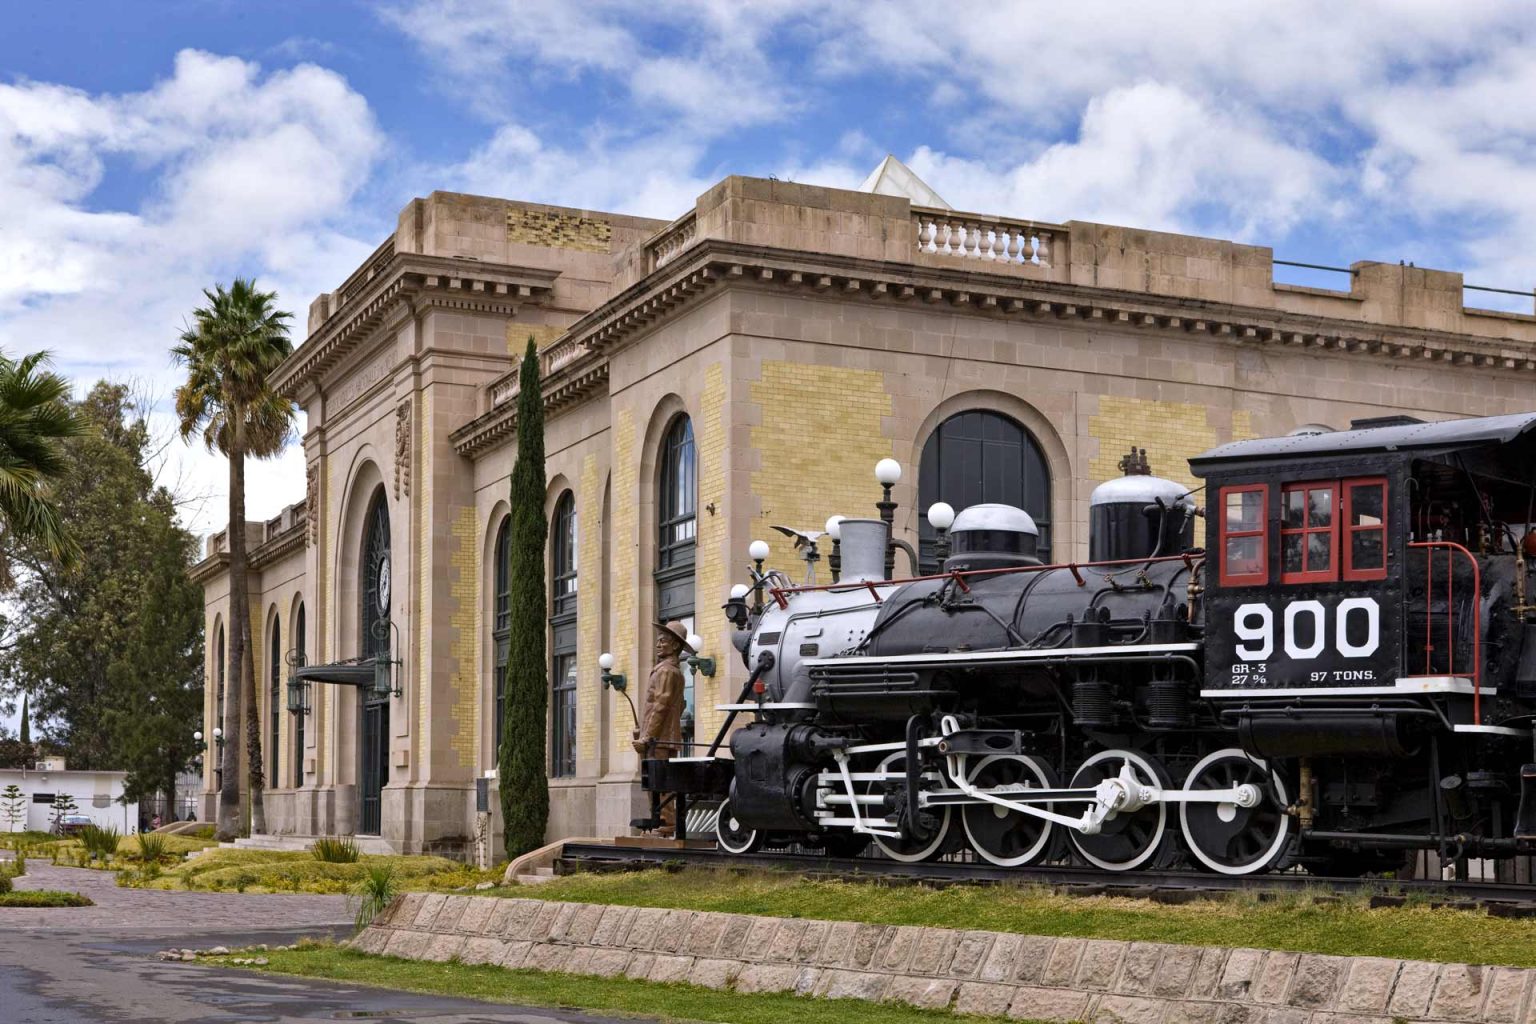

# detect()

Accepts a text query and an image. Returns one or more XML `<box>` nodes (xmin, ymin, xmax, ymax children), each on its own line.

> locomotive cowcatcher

<box><xmin>628</xmin><ymin>412</ymin><xmax>1536</xmax><ymax>877</ymax></box>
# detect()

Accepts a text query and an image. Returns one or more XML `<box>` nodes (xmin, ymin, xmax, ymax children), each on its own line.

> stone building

<box><xmin>191</xmin><ymin>159</ymin><xmax>1536</xmax><ymax>854</ymax></box>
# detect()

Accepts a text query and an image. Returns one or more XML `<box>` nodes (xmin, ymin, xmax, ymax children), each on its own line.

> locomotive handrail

<box><xmin>768</xmin><ymin>552</ymin><xmax>1202</xmax><ymax>607</ymax></box>
<box><xmin>1407</xmin><ymin>540</ymin><xmax>1482</xmax><ymax>724</ymax></box>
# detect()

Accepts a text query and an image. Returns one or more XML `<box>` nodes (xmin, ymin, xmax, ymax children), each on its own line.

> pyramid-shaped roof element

<box><xmin>857</xmin><ymin>154</ymin><xmax>952</xmax><ymax>210</ymax></box>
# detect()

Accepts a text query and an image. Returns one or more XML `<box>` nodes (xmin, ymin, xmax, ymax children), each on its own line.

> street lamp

<box><xmin>927</xmin><ymin>501</ymin><xmax>956</xmax><ymax>564</ymax></box>
<box><xmin>748</xmin><ymin>539</ymin><xmax>770</xmax><ymax>615</ymax></box>
<box><xmin>874</xmin><ymin>458</ymin><xmax>902</xmax><ymax>579</ymax></box>
<box><xmin>684</xmin><ymin>632</ymin><xmax>715</xmax><ymax>678</ymax></box>
<box><xmin>825</xmin><ymin>515</ymin><xmax>845</xmax><ymax>583</ymax></box>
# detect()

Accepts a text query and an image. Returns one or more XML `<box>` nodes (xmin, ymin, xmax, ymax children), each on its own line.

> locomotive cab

<box><xmin>1192</xmin><ymin>412</ymin><xmax>1536</xmax><ymax>866</ymax></box>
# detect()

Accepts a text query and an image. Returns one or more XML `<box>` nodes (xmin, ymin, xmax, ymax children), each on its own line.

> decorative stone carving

<box><xmin>395</xmin><ymin>400</ymin><xmax>412</xmax><ymax>499</ymax></box>
<box><xmin>305</xmin><ymin>462</ymin><xmax>320</xmax><ymax>546</ymax></box>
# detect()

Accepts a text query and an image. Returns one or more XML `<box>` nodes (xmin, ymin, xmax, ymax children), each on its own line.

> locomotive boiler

<box><xmin>638</xmin><ymin>412</ymin><xmax>1536</xmax><ymax>877</ymax></box>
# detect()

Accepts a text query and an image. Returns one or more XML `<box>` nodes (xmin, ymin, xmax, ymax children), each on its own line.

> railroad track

<box><xmin>557</xmin><ymin>841</ymin><xmax>1536</xmax><ymax>916</ymax></box>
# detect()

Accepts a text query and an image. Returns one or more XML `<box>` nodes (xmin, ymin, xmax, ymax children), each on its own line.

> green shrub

<box><xmin>352</xmin><ymin>864</ymin><xmax>398</xmax><ymax>931</ymax></box>
<box><xmin>0</xmin><ymin>874</ymin><xmax>11</xmax><ymax>894</ymax></box>
<box><xmin>135</xmin><ymin>833</ymin><xmax>168</xmax><ymax>864</ymax></box>
<box><xmin>79</xmin><ymin>825</ymin><xmax>122</xmax><ymax>861</ymax></box>
<box><xmin>0</xmin><ymin>889</ymin><xmax>93</xmax><ymax>907</ymax></box>
<box><xmin>311</xmin><ymin>837</ymin><xmax>360</xmax><ymax>863</ymax></box>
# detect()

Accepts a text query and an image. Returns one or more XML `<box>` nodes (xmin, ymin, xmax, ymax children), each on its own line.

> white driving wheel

<box><xmin>1066</xmin><ymin>748</ymin><xmax>1170</xmax><ymax>872</ymax></box>
<box><xmin>868</xmin><ymin>751</ymin><xmax>952</xmax><ymax>863</ymax></box>
<box><xmin>961</xmin><ymin>753</ymin><xmax>1057</xmax><ymax>867</ymax></box>
<box><xmin>1179</xmin><ymin>748</ymin><xmax>1291</xmax><ymax>875</ymax></box>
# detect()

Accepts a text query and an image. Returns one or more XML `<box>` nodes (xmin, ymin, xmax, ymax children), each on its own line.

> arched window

<box><xmin>293</xmin><ymin>603</ymin><xmax>306</xmax><ymax>789</ymax></box>
<box><xmin>549</xmin><ymin>492</ymin><xmax>578</xmax><ymax>778</ymax></box>
<box><xmin>268</xmin><ymin>613</ymin><xmax>281</xmax><ymax>787</ymax></box>
<box><xmin>654</xmin><ymin>415</ymin><xmax>697</xmax><ymax>741</ymax></box>
<box><xmin>361</xmin><ymin>492</ymin><xmax>391</xmax><ymax>661</ymax></box>
<box><xmin>214</xmin><ymin>623</ymin><xmax>225</xmax><ymax>738</ymax></box>
<box><xmin>657</xmin><ymin>416</ymin><xmax>696</xmax><ymax>575</ymax></box>
<box><xmin>358</xmin><ymin>490</ymin><xmax>391</xmax><ymax>836</ymax></box>
<box><xmin>492</xmin><ymin>517</ymin><xmax>510</xmax><ymax>757</ymax></box>
<box><xmin>214</xmin><ymin>624</ymin><xmax>225</xmax><ymax>789</ymax></box>
<box><xmin>917</xmin><ymin>410</ymin><xmax>1053</xmax><ymax>572</ymax></box>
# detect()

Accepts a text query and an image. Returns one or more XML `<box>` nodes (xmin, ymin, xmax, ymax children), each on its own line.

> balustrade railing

<box><xmin>646</xmin><ymin>212</ymin><xmax>697</xmax><ymax>272</ymax></box>
<box><xmin>912</xmin><ymin>207</ymin><xmax>1063</xmax><ymax>268</ymax></box>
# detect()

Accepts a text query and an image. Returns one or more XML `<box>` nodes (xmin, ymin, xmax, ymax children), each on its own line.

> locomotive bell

<box><xmin>943</xmin><ymin>503</ymin><xmax>1041</xmax><ymax>571</ymax></box>
<box><xmin>1089</xmin><ymin>451</ymin><xmax>1194</xmax><ymax>562</ymax></box>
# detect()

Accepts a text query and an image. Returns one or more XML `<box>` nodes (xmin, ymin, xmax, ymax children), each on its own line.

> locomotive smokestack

<box><xmin>835</xmin><ymin>518</ymin><xmax>887</xmax><ymax>582</ymax></box>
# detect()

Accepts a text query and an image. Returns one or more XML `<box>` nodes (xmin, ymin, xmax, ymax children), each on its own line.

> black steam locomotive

<box><xmin>645</xmin><ymin>412</ymin><xmax>1536</xmax><ymax>876</ymax></box>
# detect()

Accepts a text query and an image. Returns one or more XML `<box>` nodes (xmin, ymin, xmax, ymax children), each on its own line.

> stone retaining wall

<box><xmin>356</xmin><ymin>893</ymin><xmax>1536</xmax><ymax>1023</ymax></box>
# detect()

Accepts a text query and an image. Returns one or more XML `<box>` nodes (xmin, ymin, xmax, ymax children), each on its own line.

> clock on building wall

<box><xmin>376</xmin><ymin>555</ymin><xmax>391</xmax><ymax>615</ymax></box>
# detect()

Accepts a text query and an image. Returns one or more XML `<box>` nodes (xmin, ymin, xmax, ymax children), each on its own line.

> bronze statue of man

<box><xmin>633</xmin><ymin>620</ymin><xmax>692</xmax><ymax>835</ymax></box>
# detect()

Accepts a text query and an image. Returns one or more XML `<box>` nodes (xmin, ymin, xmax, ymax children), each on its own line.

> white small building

<box><xmin>0</xmin><ymin>757</ymin><xmax>138</xmax><ymax>833</ymax></box>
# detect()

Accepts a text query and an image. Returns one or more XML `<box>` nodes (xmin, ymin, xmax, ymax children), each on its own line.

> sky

<box><xmin>5</xmin><ymin>1</ymin><xmax>1536</xmax><ymax>538</ymax></box>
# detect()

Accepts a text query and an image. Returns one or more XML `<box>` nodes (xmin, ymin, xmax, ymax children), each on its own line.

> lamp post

<box><xmin>927</xmin><ymin>501</ymin><xmax>956</xmax><ymax>564</ymax></box>
<box><xmin>874</xmin><ymin>458</ymin><xmax>902</xmax><ymax>580</ymax></box>
<box><xmin>748</xmin><ymin>539</ymin><xmax>770</xmax><ymax>615</ymax></box>
<box><xmin>825</xmin><ymin>515</ymin><xmax>845</xmax><ymax>583</ymax></box>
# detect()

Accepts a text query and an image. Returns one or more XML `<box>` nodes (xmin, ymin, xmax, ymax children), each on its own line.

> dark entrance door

<box><xmin>360</xmin><ymin>696</ymin><xmax>388</xmax><ymax>835</ymax></box>
<box><xmin>359</xmin><ymin>490</ymin><xmax>392</xmax><ymax>837</ymax></box>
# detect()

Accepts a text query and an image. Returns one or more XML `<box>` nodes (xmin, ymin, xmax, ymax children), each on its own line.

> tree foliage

<box><xmin>1</xmin><ymin>783</ymin><xmax>23</xmax><ymax>832</ymax></box>
<box><xmin>171</xmin><ymin>278</ymin><xmax>294</xmax><ymax>839</ymax></box>
<box><xmin>0</xmin><ymin>350</ymin><xmax>84</xmax><ymax>582</ymax></box>
<box><xmin>500</xmin><ymin>338</ymin><xmax>549</xmax><ymax>858</ymax></box>
<box><xmin>0</xmin><ymin>383</ymin><xmax>203</xmax><ymax>800</ymax></box>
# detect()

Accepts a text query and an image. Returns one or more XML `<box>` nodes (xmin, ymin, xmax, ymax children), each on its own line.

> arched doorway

<box><xmin>359</xmin><ymin>490</ymin><xmax>391</xmax><ymax>836</ymax></box>
<box><xmin>917</xmin><ymin>410</ymin><xmax>1053</xmax><ymax>572</ymax></box>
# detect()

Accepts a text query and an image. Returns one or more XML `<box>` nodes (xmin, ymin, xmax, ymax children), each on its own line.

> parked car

<box><xmin>56</xmin><ymin>815</ymin><xmax>93</xmax><ymax>836</ymax></box>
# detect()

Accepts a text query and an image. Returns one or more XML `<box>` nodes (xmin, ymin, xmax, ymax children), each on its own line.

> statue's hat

<box><xmin>654</xmin><ymin>620</ymin><xmax>696</xmax><ymax>655</ymax></box>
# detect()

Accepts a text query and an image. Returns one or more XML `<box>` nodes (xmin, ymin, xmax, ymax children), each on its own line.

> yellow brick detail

<box><xmin>506</xmin><ymin>207</ymin><xmax>612</xmax><ymax>253</ymax></box>
<box><xmin>608</xmin><ymin>408</ymin><xmax>637</xmax><ymax>753</ymax></box>
<box><xmin>749</xmin><ymin>359</ymin><xmax>893</xmax><ymax>575</ymax></box>
<box><xmin>693</xmin><ymin>364</ymin><xmax>729</xmax><ymax>738</ymax></box>
<box><xmin>448</xmin><ymin>505</ymin><xmax>479</xmax><ymax>770</ymax></box>
<box><xmin>576</xmin><ymin>452</ymin><xmax>603</xmax><ymax>765</ymax></box>
<box><xmin>1231</xmin><ymin>409</ymin><xmax>1256</xmax><ymax>442</ymax></box>
<box><xmin>506</xmin><ymin>323</ymin><xmax>564</xmax><ymax>354</ymax></box>
<box><xmin>1088</xmin><ymin>396</ymin><xmax>1217</xmax><ymax>493</ymax></box>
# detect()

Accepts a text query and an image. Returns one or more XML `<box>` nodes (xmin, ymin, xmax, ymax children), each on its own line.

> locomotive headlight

<box><xmin>824</xmin><ymin>515</ymin><xmax>844</xmax><ymax>539</ymax></box>
<box><xmin>926</xmin><ymin>501</ymin><xmax>955</xmax><ymax>530</ymax></box>
<box><xmin>874</xmin><ymin>458</ymin><xmax>902</xmax><ymax>486</ymax></box>
<box><xmin>723</xmin><ymin>585</ymin><xmax>750</xmax><ymax>629</ymax></box>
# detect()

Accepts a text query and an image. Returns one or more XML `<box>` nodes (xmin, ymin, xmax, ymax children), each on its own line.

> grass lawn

<box><xmin>215</xmin><ymin>943</ymin><xmax>1007</xmax><ymax>1024</ymax></box>
<box><xmin>506</xmin><ymin>868</ymin><xmax>1536</xmax><ymax>967</ymax></box>
<box><xmin>0</xmin><ymin>890</ymin><xmax>94</xmax><ymax>907</ymax></box>
<box><xmin>123</xmin><ymin>847</ymin><xmax>501</xmax><ymax>894</ymax></box>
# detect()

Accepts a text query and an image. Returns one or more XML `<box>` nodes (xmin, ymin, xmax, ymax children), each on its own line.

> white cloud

<box><xmin>904</xmin><ymin>84</ymin><xmax>1339</xmax><ymax>240</ymax></box>
<box><xmin>0</xmin><ymin>49</ymin><xmax>385</xmax><ymax>535</ymax></box>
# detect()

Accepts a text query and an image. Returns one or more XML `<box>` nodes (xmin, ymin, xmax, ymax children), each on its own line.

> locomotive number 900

<box><xmin>1232</xmin><ymin>598</ymin><xmax>1380</xmax><ymax>662</ymax></box>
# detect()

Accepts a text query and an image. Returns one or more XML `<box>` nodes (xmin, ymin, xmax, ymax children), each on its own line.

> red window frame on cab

<box><xmin>1280</xmin><ymin>481</ymin><xmax>1337</xmax><ymax>583</ymax></box>
<box><xmin>1275</xmin><ymin>476</ymin><xmax>1388</xmax><ymax>585</ymax></box>
<box><xmin>1341</xmin><ymin>476</ymin><xmax>1388</xmax><ymax>582</ymax></box>
<box><xmin>1218</xmin><ymin>484</ymin><xmax>1268</xmax><ymax>586</ymax></box>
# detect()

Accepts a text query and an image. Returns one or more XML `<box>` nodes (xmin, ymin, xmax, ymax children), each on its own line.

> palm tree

<box><xmin>0</xmin><ymin>350</ymin><xmax>83</xmax><ymax>586</ymax></box>
<box><xmin>172</xmin><ymin>279</ymin><xmax>294</xmax><ymax>840</ymax></box>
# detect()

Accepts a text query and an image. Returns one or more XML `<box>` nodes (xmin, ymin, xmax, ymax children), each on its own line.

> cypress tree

<box><xmin>500</xmin><ymin>337</ymin><xmax>549</xmax><ymax>858</ymax></box>
<box><xmin>19</xmin><ymin>694</ymin><xmax>29</xmax><ymax>748</ymax></box>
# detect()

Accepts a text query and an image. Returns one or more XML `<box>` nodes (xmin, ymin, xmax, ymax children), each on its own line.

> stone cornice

<box><xmin>450</xmin><ymin>363</ymin><xmax>609</xmax><ymax>458</ymax></box>
<box><xmin>188</xmin><ymin>551</ymin><xmax>228</xmax><ymax>586</ymax></box>
<box><xmin>249</xmin><ymin>523</ymin><xmax>305</xmax><ymax>570</ymax></box>
<box><xmin>271</xmin><ymin>252</ymin><xmax>560</xmax><ymax>399</ymax></box>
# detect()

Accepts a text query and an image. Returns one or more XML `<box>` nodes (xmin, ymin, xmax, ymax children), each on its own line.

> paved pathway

<box><xmin>0</xmin><ymin>863</ymin><xmax>643</xmax><ymax>1023</ymax></box>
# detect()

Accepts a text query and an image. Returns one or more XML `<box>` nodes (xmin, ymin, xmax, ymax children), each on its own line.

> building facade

<box><xmin>192</xmin><ymin>163</ymin><xmax>1536</xmax><ymax>854</ymax></box>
